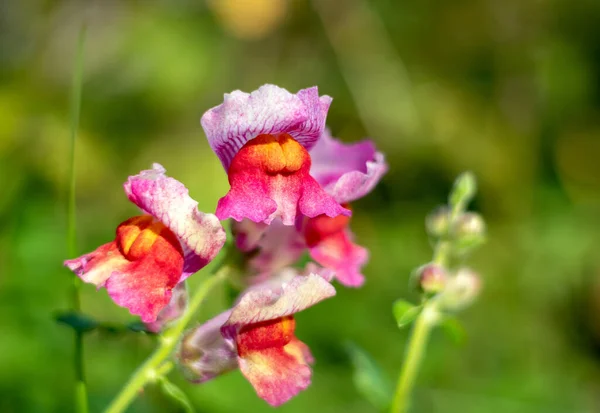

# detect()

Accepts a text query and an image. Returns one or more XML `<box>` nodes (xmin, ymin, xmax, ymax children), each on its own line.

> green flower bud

<box><xmin>414</xmin><ymin>263</ymin><xmax>448</xmax><ymax>295</ymax></box>
<box><xmin>425</xmin><ymin>206</ymin><xmax>451</xmax><ymax>239</ymax></box>
<box><xmin>438</xmin><ymin>268</ymin><xmax>481</xmax><ymax>311</ymax></box>
<box><xmin>449</xmin><ymin>171</ymin><xmax>477</xmax><ymax>208</ymax></box>
<box><xmin>451</xmin><ymin>212</ymin><xmax>486</xmax><ymax>252</ymax></box>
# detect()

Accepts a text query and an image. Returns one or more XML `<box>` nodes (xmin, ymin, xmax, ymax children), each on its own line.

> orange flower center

<box><xmin>116</xmin><ymin>215</ymin><xmax>183</xmax><ymax>261</ymax></box>
<box><xmin>229</xmin><ymin>134</ymin><xmax>309</xmax><ymax>175</ymax></box>
<box><xmin>236</xmin><ymin>316</ymin><xmax>296</xmax><ymax>356</ymax></box>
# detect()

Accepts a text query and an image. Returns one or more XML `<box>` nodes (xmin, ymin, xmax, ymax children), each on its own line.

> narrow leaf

<box><xmin>56</xmin><ymin>311</ymin><xmax>98</xmax><ymax>333</ymax></box>
<box><xmin>346</xmin><ymin>342</ymin><xmax>392</xmax><ymax>410</ymax></box>
<box><xmin>158</xmin><ymin>377</ymin><xmax>196</xmax><ymax>413</ymax></box>
<box><xmin>440</xmin><ymin>316</ymin><xmax>467</xmax><ymax>345</ymax></box>
<box><xmin>392</xmin><ymin>300</ymin><xmax>421</xmax><ymax>328</ymax></box>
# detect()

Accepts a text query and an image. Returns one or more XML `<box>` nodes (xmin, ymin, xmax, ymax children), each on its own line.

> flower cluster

<box><xmin>64</xmin><ymin>84</ymin><xmax>387</xmax><ymax>406</ymax></box>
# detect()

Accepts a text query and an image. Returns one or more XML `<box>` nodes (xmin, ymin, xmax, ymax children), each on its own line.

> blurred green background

<box><xmin>2</xmin><ymin>0</ymin><xmax>600</xmax><ymax>412</ymax></box>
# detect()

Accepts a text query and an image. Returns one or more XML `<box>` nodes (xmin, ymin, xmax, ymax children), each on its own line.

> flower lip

<box><xmin>201</xmin><ymin>85</ymin><xmax>332</xmax><ymax>170</ymax></box>
<box><xmin>221</xmin><ymin>273</ymin><xmax>336</xmax><ymax>339</ymax></box>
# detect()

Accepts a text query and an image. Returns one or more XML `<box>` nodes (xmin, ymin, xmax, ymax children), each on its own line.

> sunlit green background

<box><xmin>2</xmin><ymin>0</ymin><xmax>600</xmax><ymax>412</ymax></box>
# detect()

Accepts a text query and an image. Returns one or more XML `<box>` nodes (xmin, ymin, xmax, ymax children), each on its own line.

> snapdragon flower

<box><xmin>202</xmin><ymin>85</ymin><xmax>350</xmax><ymax>225</ymax></box>
<box><xmin>64</xmin><ymin>164</ymin><xmax>226</xmax><ymax>323</ymax></box>
<box><xmin>179</xmin><ymin>266</ymin><xmax>335</xmax><ymax>406</ymax></box>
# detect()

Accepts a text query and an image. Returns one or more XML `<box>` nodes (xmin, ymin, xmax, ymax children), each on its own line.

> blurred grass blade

<box><xmin>67</xmin><ymin>25</ymin><xmax>88</xmax><ymax>413</ymax></box>
<box><xmin>346</xmin><ymin>342</ymin><xmax>392</xmax><ymax>410</ymax></box>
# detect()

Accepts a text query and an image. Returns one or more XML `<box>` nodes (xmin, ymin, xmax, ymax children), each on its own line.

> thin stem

<box><xmin>68</xmin><ymin>26</ymin><xmax>88</xmax><ymax>413</ymax></box>
<box><xmin>104</xmin><ymin>266</ymin><xmax>228</xmax><ymax>413</ymax></box>
<box><xmin>391</xmin><ymin>176</ymin><xmax>473</xmax><ymax>412</ymax></box>
<box><xmin>390</xmin><ymin>303</ymin><xmax>438</xmax><ymax>413</ymax></box>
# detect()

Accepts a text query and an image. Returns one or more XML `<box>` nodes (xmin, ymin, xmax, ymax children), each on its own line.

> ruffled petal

<box><xmin>309</xmin><ymin>229</ymin><xmax>368</xmax><ymax>287</ymax></box>
<box><xmin>201</xmin><ymin>85</ymin><xmax>332</xmax><ymax>170</ymax></box>
<box><xmin>310</xmin><ymin>131</ymin><xmax>388</xmax><ymax>203</ymax></box>
<box><xmin>124</xmin><ymin>164</ymin><xmax>226</xmax><ymax>278</ymax></box>
<box><xmin>64</xmin><ymin>241</ymin><xmax>128</xmax><ymax>287</ymax></box>
<box><xmin>145</xmin><ymin>282</ymin><xmax>188</xmax><ymax>333</ymax></box>
<box><xmin>222</xmin><ymin>273</ymin><xmax>335</xmax><ymax>337</ymax></box>
<box><xmin>238</xmin><ymin>341</ymin><xmax>312</xmax><ymax>406</ymax></box>
<box><xmin>178</xmin><ymin>311</ymin><xmax>239</xmax><ymax>383</ymax></box>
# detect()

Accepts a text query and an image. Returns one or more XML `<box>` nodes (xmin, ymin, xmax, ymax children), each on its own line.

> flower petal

<box><xmin>145</xmin><ymin>282</ymin><xmax>188</xmax><ymax>333</ymax></box>
<box><xmin>309</xmin><ymin>229</ymin><xmax>368</xmax><ymax>287</ymax></box>
<box><xmin>201</xmin><ymin>85</ymin><xmax>332</xmax><ymax>170</ymax></box>
<box><xmin>178</xmin><ymin>311</ymin><xmax>239</xmax><ymax>383</ymax></box>
<box><xmin>105</xmin><ymin>237</ymin><xmax>184</xmax><ymax>323</ymax></box>
<box><xmin>238</xmin><ymin>341</ymin><xmax>312</xmax><ymax>406</ymax></box>
<box><xmin>245</xmin><ymin>219</ymin><xmax>306</xmax><ymax>276</ymax></box>
<box><xmin>222</xmin><ymin>273</ymin><xmax>336</xmax><ymax>336</ymax></box>
<box><xmin>64</xmin><ymin>241</ymin><xmax>128</xmax><ymax>287</ymax></box>
<box><xmin>310</xmin><ymin>131</ymin><xmax>388</xmax><ymax>203</ymax></box>
<box><xmin>124</xmin><ymin>163</ymin><xmax>226</xmax><ymax>278</ymax></box>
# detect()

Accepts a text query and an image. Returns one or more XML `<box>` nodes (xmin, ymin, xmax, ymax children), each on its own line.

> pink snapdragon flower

<box><xmin>201</xmin><ymin>85</ymin><xmax>350</xmax><ymax>225</ymax></box>
<box><xmin>231</xmin><ymin>130</ymin><xmax>387</xmax><ymax>287</ymax></box>
<box><xmin>64</xmin><ymin>164</ymin><xmax>226</xmax><ymax>323</ymax></box>
<box><xmin>179</xmin><ymin>267</ymin><xmax>335</xmax><ymax>406</ymax></box>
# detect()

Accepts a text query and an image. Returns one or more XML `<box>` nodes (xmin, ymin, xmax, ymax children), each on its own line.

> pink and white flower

<box><xmin>64</xmin><ymin>164</ymin><xmax>226</xmax><ymax>323</ymax></box>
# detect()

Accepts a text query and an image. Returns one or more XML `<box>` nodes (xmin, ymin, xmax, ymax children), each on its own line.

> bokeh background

<box><xmin>2</xmin><ymin>0</ymin><xmax>600</xmax><ymax>412</ymax></box>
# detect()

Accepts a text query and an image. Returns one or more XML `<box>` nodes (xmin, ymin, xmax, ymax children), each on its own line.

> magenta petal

<box><xmin>104</xmin><ymin>268</ymin><xmax>173</xmax><ymax>323</ymax></box>
<box><xmin>222</xmin><ymin>274</ymin><xmax>336</xmax><ymax>338</ymax></box>
<box><xmin>201</xmin><ymin>85</ymin><xmax>332</xmax><ymax>170</ymax></box>
<box><xmin>145</xmin><ymin>282</ymin><xmax>188</xmax><ymax>333</ymax></box>
<box><xmin>309</xmin><ymin>229</ymin><xmax>369</xmax><ymax>287</ymax></box>
<box><xmin>124</xmin><ymin>164</ymin><xmax>226</xmax><ymax>278</ymax></box>
<box><xmin>310</xmin><ymin>131</ymin><xmax>388</xmax><ymax>203</ymax></box>
<box><xmin>245</xmin><ymin>220</ymin><xmax>306</xmax><ymax>276</ymax></box>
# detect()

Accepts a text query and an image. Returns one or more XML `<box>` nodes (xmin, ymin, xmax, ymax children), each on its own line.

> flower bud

<box><xmin>451</xmin><ymin>212</ymin><xmax>486</xmax><ymax>252</ymax></box>
<box><xmin>413</xmin><ymin>263</ymin><xmax>448</xmax><ymax>295</ymax></box>
<box><xmin>438</xmin><ymin>268</ymin><xmax>481</xmax><ymax>311</ymax></box>
<box><xmin>425</xmin><ymin>206</ymin><xmax>451</xmax><ymax>239</ymax></box>
<box><xmin>449</xmin><ymin>171</ymin><xmax>477</xmax><ymax>208</ymax></box>
<box><xmin>177</xmin><ymin>311</ymin><xmax>238</xmax><ymax>383</ymax></box>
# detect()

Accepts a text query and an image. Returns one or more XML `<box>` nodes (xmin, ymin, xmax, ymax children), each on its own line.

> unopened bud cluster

<box><xmin>416</xmin><ymin>172</ymin><xmax>486</xmax><ymax>312</ymax></box>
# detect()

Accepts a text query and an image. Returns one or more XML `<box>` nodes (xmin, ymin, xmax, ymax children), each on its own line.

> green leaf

<box><xmin>158</xmin><ymin>377</ymin><xmax>196</xmax><ymax>413</ymax></box>
<box><xmin>55</xmin><ymin>311</ymin><xmax>98</xmax><ymax>333</ymax></box>
<box><xmin>439</xmin><ymin>316</ymin><xmax>467</xmax><ymax>345</ymax></box>
<box><xmin>345</xmin><ymin>343</ymin><xmax>392</xmax><ymax>410</ymax></box>
<box><xmin>392</xmin><ymin>300</ymin><xmax>421</xmax><ymax>328</ymax></box>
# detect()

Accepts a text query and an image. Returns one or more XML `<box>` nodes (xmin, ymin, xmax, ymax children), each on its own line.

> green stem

<box><xmin>390</xmin><ymin>302</ymin><xmax>438</xmax><ymax>413</ymax></box>
<box><xmin>68</xmin><ymin>26</ymin><xmax>88</xmax><ymax>413</ymax></box>
<box><xmin>391</xmin><ymin>176</ymin><xmax>473</xmax><ymax>412</ymax></box>
<box><xmin>104</xmin><ymin>266</ymin><xmax>228</xmax><ymax>413</ymax></box>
